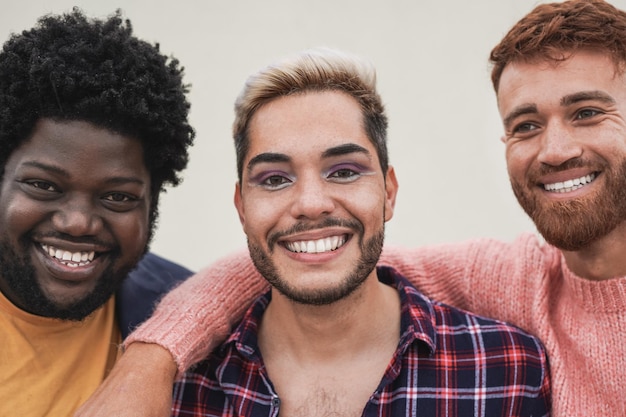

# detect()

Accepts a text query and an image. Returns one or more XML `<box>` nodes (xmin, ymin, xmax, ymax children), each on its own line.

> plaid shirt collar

<box><xmin>222</xmin><ymin>266</ymin><xmax>436</xmax><ymax>365</ymax></box>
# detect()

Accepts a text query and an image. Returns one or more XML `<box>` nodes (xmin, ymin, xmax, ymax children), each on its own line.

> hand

<box><xmin>73</xmin><ymin>342</ymin><xmax>177</xmax><ymax>417</ymax></box>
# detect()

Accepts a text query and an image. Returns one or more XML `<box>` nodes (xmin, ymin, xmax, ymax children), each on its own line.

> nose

<box><xmin>289</xmin><ymin>175</ymin><xmax>336</xmax><ymax>220</ymax></box>
<box><xmin>51</xmin><ymin>196</ymin><xmax>103</xmax><ymax>236</ymax></box>
<box><xmin>537</xmin><ymin>122</ymin><xmax>583</xmax><ymax>166</ymax></box>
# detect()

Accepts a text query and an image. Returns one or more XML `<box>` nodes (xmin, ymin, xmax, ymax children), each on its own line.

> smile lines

<box><xmin>41</xmin><ymin>244</ymin><xmax>95</xmax><ymax>268</ymax></box>
<box><xmin>543</xmin><ymin>173</ymin><xmax>596</xmax><ymax>193</ymax></box>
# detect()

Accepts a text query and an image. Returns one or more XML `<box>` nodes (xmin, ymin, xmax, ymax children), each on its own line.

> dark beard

<box><xmin>511</xmin><ymin>159</ymin><xmax>626</xmax><ymax>251</ymax></box>
<box><xmin>248</xmin><ymin>218</ymin><xmax>385</xmax><ymax>306</ymax></box>
<box><xmin>0</xmin><ymin>237</ymin><xmax>132</xmax><ymax>321</ymax></box>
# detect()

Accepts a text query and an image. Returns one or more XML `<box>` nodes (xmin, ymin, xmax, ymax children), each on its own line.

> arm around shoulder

<box><xmin>124</xmin><ymin>248</ymin><xmax>269</xmax><ymax>374</ymax></box>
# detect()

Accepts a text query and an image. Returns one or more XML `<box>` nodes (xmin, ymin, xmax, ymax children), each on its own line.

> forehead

<box><xmin>8</xmin><ymin>118</ymin><xmax>149</xmax><ymax>180</ymax></box>
<box><xmin>246</xmin><ymin>90</ymin><xmax>373</xmax><ymax>160</ymax></box>
<box><xmin>497</xmin><ymin>50</ymin><xmax>626</xmax><ymax>114</ymax></box>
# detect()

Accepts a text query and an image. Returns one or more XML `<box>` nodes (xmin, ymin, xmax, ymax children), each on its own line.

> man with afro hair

<box><xmin>0</xmin><ymin>8</ymin><xmax>195</xmax><ymax>416</ymax></box>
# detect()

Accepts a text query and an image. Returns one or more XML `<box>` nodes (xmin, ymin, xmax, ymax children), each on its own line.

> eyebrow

<box><xmin>560</xmin><ymin>90</ymin><xmax>616</xmax><ymax>106</ymax></box>
<box><xmin>502</xmin><ymin>90</ymin><xmax>616</xmax><ymax>129</ymax></box>
<box><xmin>22</xmin><ymin>161</ymin><xmax>68</xmax><ymax>177</ymax></box>
<box><xmin>246</xmin><ymin>153</ymin><xmax>291</xmax><ymax>173</ymax></box>
<box><xmin>246</xmin><ymin>143</ymin><xmax>372</xmax><ymax>173</ymax></box>
<box><xmin>322</xmin><ymin>143</ymin><xmax>371</xmax><ymax>159</ymax></box>
<box><xmin>503</xmin><ymin>104</ymin><xmax>538</xmax><ymax>130</ymax></box>
<box><xmin>22</xmin><ymin>161</ymin><xmax>146</xmax><ymax>186</ymax></box>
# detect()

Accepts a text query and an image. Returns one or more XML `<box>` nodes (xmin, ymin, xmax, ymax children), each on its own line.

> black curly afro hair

<box><xmin>0</xmin><ymin>8</ymin><xmax>195</xmax><ymax>234</ymax></box>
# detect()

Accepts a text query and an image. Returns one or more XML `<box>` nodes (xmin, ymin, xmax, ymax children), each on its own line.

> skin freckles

<box><xmin>0</xmin><ymin>118</ymin><xmax>151</xmax><ymax>319</ymax></box>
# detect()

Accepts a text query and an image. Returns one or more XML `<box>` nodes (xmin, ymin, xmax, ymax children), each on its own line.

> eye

<box><xmin>25</xmin><ymin>180</ymin><xmax>59</xmax><ymax>192</ymax></box>
<box><xmin>326</xmin><ymin>162</ymin><xmax>372</xmax><ymax>183</ymax></box>
<box><xmin>504</xmin><ymin>121</ymin><xmax>541</xmax><ymax>143</ymax></box>
<box><xmin>260</xmin><ymin>174</ymin><xmax>292</xmax><ymax>190</ymax></box>
<box><xmin>512</xmin><ymin>122</ymin><xmax>539</xmax><ymax>134</ymax></box>
<box><xmin>329</xmin><ymin>167</ymin><xmax>359</xmax><ymax>182</ymax></box>
<box><xmin>575</xmin><ymin>108</ymin><xmax>601</xmax><ymax>120</ymax></box>
<box><xmin>101</xmin><ymin>192</ymin><xmax>142</xmax><ymax>212</ymax></box>
<box><xmin>103</xmin><ymin>192</ymin><xmax>135</xmax><ymax>203</ymax></box>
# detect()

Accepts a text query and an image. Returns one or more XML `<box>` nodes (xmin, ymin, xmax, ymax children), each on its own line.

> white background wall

<box><xmin>4</xmin><ymin>1</ymin><xmax>625</xmax><ymax>271</ymax></box>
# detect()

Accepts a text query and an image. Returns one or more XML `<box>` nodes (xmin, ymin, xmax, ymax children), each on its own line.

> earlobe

<box><xmin>384</xmin><ymin>166</ymin><xmax>399</xmax><ymax>222</ymax></box>
<box><xmin>234</xmin><ymin>182</ymin><xmax>245</xmax><ymax>226</ymax></box>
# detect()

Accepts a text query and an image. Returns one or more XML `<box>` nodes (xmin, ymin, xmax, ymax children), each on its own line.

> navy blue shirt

<box><xmin>116</xmin><ymin>252</ymin><xmax>193</xmax><ymax>339</ymax></box>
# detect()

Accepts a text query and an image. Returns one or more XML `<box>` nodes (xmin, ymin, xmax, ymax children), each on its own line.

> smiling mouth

<box><xmin>284</xmin><ymin>235</ymin><xmax>348</xmax><ymax>254</ymax></box>
<box><xmin>543</xmin><ymin>173</ymin><xmax>597</xmax><ymax>193</ymax></box>
<box><xmin>40</xmin><ymin>243</ymin><xmax>96</xmax><ymax>268</ymax></box>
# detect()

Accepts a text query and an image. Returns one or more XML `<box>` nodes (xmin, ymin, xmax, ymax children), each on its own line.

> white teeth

<box><xmin>40</xmin><ymin>244</ymin><xmax>95</xmax><ymax>267</ymax></box>
<box><xmin>544</xmin><ymin>173</ymin><xmax>596</xmax><ymax>193</ymax></box>
<box><xmin>285</xmin><ymin>235</ymin><xmax>347</xmax><ymax>254</ymax></box>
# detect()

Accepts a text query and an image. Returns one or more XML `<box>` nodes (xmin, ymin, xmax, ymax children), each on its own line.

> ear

<box><xmin>500</xmin><ymin>135</ymin><xmax>506</xmax><ymax>144</ymax></box>
<box><xmin>383</xmin><ymin>165</ymin><xmax>398</xmax><ymax>222</ymax></box>
<box><xmin>234</xmin><ymin>182</ymin><xmax>245</xmax><ymax>226</ymax></box>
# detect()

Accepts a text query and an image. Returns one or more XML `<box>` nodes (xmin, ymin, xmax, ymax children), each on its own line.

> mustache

<box><xmin>267</xmin><ymin>217</ymin><xmax>364</xmax><ymax>250</ymax></box>
<box><xmin>29</xmin><ymin>231</ymin><xmax>114</xmax><ymax>249</ymax></box>
<box><xmin>534</xmin><ymin>157</ymin><xmax>602</xmax><ymax>177</ymax></box>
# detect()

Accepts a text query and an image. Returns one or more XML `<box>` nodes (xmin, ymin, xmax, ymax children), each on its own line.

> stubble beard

<box><xmin>511</xmin><ymin>159</ymin><xmax>626</xmax><ymax>251</ymax></box>
<box><xmin>248</xmin><ymin>219</ymin><xmax>385</xmax><ymax>306</ymax></box>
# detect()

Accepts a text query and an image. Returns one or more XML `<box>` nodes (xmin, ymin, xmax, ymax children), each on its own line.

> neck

<box><xmin>257</xmin><ymin>271</ymin><xmax>403</xmax><ymax>417</ymax></box>
<box><xmin>258</xmin><ymin>272</ymin><xmax>400</xmax><ymax>362</ymax></box>
<box><xmin>562</xmin><ymin>221</ymin><xmax>626</xmax><ymax>280</ymax></box>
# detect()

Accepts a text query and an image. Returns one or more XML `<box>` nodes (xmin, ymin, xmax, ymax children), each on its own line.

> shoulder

<box><xmin>386</xmin><ymin>265</ymin><xmax>547</xmax><ymax>360</ymax></box>
<box><xmin>433</xmin><ymin>300</ymin><xmax>546</xmax><ymax>351</ymax></box>
<box><xmin>427</xmin><ymin>296</ymin><xmax>549</xmax><ymax>389</ymax></box>
<box><xmin>381</xmin><ymin>266</ymin><xmax>550</xmax><ymax>407</ymax></box>
<box><xmin>130</xmin><ymin>252</ymin><xmax>194</xmax><ymax>285</ymax></box>
<box><xmin>116</xmin><ymin>252</ymin><xmax>194</xmax><ymax>338</ymax></box>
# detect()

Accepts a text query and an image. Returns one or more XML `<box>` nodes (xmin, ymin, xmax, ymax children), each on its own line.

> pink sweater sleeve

<box><xmin>125</xmin><ymin>242</ymin><xmax>484</xmax><ymax>375</ymax></box>
<box><xmin>379</xmin><ymin>243</ymin><xmax>476</xmax><ymax>309</ymax></box>
<box><xmin>123</xmin><ymin>248</ymin><xmax>268</xmax><ymax>374</ymax></box>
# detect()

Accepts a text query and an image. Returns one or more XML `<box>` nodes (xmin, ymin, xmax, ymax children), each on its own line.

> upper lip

<box><xmin>537</xmin><ymin>168</ymin><xmax>598</xmax><ymax>187</ymax></box>
<box><xmin>35</xmin><ymin>237</ymin><xmax>111</xmax><ymax>255</ymax></box>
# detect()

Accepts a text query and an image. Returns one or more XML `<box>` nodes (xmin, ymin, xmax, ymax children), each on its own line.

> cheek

<box><xmin>341</xmin><ymin>189</ymin><xmax>387</xmax><ymax>225</ymax></box>
<box><xmin>0</xmin><ymin>196</ymin><xmax>43</xmax><ymax>238</ymax></box>
<box><xmin>241</xmin><ymin>198</ymin><xmax>277</xmax><ymax>242</ymax></box>
<box><xmin>111</xmin><ymin>211</ymin><xmax>150</xmax><ymax>253</ymax></box>
<box><xmin>505</xmin><ymin>144</ymin><xmax>531</xmax><ymax>176</ymax></box>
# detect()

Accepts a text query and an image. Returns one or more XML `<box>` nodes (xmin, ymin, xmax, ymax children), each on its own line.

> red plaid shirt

<box><xmin>172</xmin><ymin>266</ymin><xmax>551</xmax><ymax>416</ymax></box>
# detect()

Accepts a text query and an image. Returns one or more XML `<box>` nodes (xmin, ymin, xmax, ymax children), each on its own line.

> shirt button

<box><xmin>271</xmin><ymin>396</ymin><xmax>281</xmax><ymax>408</ymax></box>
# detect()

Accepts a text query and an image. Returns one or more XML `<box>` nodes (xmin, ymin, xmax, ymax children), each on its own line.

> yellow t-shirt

<box><xmin>0</xmin><ymin>290</ymin><xmax>122</xmax><ymax>416</ymax></box>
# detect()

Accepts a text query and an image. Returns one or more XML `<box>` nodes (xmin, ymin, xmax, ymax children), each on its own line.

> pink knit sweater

<box><xmin>127</xmin><ymin>232</ymin><xmax>626</xmax><ymax>416</ymax></box>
